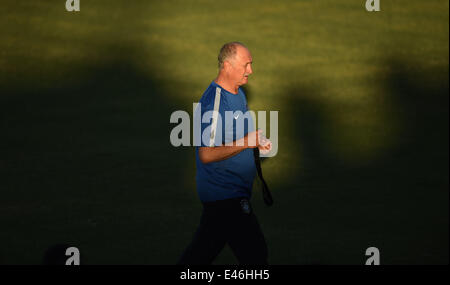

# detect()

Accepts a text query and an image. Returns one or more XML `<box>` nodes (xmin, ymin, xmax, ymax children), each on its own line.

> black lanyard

<box><xmin>253</xmin><ymin>148</ymin><xmax>274</xmax><ymax>206</ymax></box>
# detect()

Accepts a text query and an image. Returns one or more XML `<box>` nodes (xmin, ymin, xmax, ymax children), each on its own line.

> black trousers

<box><xmin>177</xmin><ymin>197</ymin><xmax>268</xmax><ymax>265</ymax></box>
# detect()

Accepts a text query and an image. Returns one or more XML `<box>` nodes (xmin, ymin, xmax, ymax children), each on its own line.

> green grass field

<box><xmin>0</xmin><ymin>0</ymin><xmax>448</xmax><ymax>264</ymax></box>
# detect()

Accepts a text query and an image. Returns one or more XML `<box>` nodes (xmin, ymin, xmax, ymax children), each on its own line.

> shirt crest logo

<box><xmin>240</xmin><ymin>199</ymin><xmax>251</xmax><ymax>214</ymax></box>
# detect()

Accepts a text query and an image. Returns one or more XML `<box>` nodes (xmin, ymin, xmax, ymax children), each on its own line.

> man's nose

<box><xmin>247</xmin><ymin>65</ymin><xmax>253</xmax><ymax>75</ymax></box>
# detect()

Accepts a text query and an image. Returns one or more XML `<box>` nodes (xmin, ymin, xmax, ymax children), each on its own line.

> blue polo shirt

<box><xmin>194</xmin><ymin>81</ymin><xmax>256</xmax><ymax>202</ymax></box>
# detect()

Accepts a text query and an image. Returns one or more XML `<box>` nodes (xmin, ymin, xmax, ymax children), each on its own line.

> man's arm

<box><xmin>198</xmin><ymin>129</ymin><xmax>265</xmax><ymax>164</ymax></box>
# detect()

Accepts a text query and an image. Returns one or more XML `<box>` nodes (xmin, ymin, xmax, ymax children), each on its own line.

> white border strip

<box><xmin>209</xmin><ymin>87</ymin><xmax>222</xmax><ymax>147</ymax></box>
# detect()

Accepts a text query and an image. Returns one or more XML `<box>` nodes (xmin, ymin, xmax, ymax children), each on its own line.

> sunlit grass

<box><xmin>0</xmin><ymin>0</ymin><xmax>448</xmax><ymax>264</ymax></box>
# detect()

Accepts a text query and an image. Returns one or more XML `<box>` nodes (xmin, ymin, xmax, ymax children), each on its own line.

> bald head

<box><xmin>217</xmin><ymin>42</ymin><xmax>248</xmax><ymax>69</ymax></box>
<box><xmin>215</xmin><ymin>42</ymin><xmax>253</xmax><ymax>92</ymax></box>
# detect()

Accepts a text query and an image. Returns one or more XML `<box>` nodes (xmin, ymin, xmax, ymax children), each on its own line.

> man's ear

<box><xmin>223</xmin><ymin>60</ymin><xmax>233</xmax><ymax>71</ymax></box>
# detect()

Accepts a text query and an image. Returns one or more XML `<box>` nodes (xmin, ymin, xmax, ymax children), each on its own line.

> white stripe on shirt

<box><xmin>209</xmin><ymin>87</ymin><xmax>221</xmax><ymax>147</ymax></box>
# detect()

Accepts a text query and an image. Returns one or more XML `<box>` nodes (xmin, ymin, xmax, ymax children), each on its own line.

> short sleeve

<box><xmin>195</xmin><ymin>87</ymin><xmax>226</xmax><ymax>147</ymax></box>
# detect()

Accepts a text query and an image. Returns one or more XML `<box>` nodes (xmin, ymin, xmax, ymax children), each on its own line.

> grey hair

<box><xmin>217</xmin><ymin>42</ymin><xmax>247</xmax><ymax>69</ymax></box>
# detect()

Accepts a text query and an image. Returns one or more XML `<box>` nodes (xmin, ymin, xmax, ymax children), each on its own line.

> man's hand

<box><xmin>246</xmin><ymin>129</ymin><xmax>272</xmax><ymax>154</ymax></box>
<box><xmin>244</xmin><ymin>129</ymin><xmax>263</xmax><ymax>148</ymax></box>
<box><xmin>258</xmin><ymin>133</ymin><xmax>272</xmax><ymax>155</ymax></box>
<box><xmin>199</xmin><ymin>129</ymin><xmax>267</xmax><ymax>164</ymax></box>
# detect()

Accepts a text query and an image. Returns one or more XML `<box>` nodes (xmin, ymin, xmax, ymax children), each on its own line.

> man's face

<box><xmin>227</xmin><ymin>46</ymin><xmax>253</xmax><ymax>87</ymax></box>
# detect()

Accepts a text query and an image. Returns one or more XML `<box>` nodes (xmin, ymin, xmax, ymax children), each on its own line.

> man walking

<box><xmin>177</xmin><ymin>42</ymin><xmax>272</xmax><ymax>265</ymax></box>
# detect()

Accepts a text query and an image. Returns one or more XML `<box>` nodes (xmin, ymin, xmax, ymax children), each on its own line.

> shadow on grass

<box><xmin>1</xmin><ymin>50</ymin><xmax>447</xmax><ymax>265</ymax></box>
<box><xmin>0</xmin><ymin>44</ymin><xmax>196</xmax><ymax>264</ymax></box>
<box><xmin>258</xmin><ymin>59</ymin><xmax>448</xmax><ymax>264</ymax></box>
